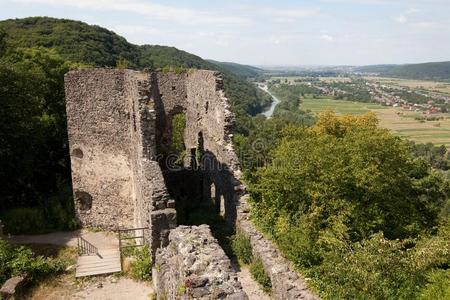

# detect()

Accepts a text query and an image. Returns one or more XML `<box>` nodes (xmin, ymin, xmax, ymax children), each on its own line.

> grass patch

<box><xmin>231</xmin><ymin>230</ymin><xmax>252</xmax><ymax>265</ymax></box>
<box><xmin>129</xmin><ymin>245</ymin><xmax>152</xmax><ymax>281</ymax></box>
<box><xmin>250</xmin><ymin>256</ymin><xmax>272</xmax><ymax>293</ymax></box>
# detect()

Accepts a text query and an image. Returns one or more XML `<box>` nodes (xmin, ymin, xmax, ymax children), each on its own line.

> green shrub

<box><xmin>231</xmin><ymin>230</ymin><xmax>253</xmax><ymax>265</ymax></box>
<box><xmin>249</xmin><ymin>113</ymin><xmax>450</xmax><ymax>299</ymax></box>
<box><xmin>171</xmin><ymin>113</ymin><xmax>186</xmax><ymax>155</ymax></box>
<box><xmin>0</xmin><ymin>184</ymin><xmax>77</xmax><ymax>235</ymax></box>
<box><xmin>419</xmin><ymin>269</ymin><xmax>450</xmax><ymax>300</ymax></box>
<box><xmin>0</xmin><ymin>239</ymin><xmax>65</xmax><ymax>285</ymax></box>
<box><xmin>250</xmin><ymin>256</ymin><xmax>272</xmax><ymax>293</ymax></box>
<box><xmin>1</xmin><ymin>205</ymin><xmax>77</xmax><ymax>235</ymax></box>
<box><xmin>130</xmin><ymin>245</ymin><xmax>152</xmax><ymax>281</ymax></box>
<box><xmin>309</xmin><ymin>233</ymin><xmax>424</xmax><ymax>300</ymax></box>
<box><xmin>1</xmin><ymin>208</ymin><xmax>48</xmax><ymax>234</ymax></box>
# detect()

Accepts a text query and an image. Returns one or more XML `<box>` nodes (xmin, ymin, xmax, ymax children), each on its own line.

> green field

<box><xmin>302</xmin><ymin>97</ymin><xmax>387</xmax><ymax>114</ymax></box>
<box><xmin>301</xmin><ymin>97</ymin><xmax>450</xmax><ymax>148</ymax></box>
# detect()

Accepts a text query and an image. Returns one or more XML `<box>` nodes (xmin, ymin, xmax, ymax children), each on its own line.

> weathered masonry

<box><xmin>65</xmin><ymin>68</ymin><xmax>318</xmax><ymax>299</ymax></box>
<box><xmin>65</xmin><ymin>69</ymin><xmax>241</xmax><ymax>254</ymax></box>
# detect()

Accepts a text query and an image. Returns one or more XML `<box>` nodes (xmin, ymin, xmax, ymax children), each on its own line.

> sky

<box><xmin>1</xmin><ymin>0</ymin><xmax>450</xmax><ymax>66</ymax></box>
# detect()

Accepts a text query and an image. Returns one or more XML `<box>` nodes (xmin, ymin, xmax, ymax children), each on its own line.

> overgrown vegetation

<box><xmin>249</xmin><ymin>111</ymin><xmax>450</xmax><ymax>299</ymax></box>
<box><xmin>249</xmin><ymin>256</ymin><xmax>272</xmax><ymax>293</ymax></box>
<box><xmin>0</xmin><ymin>240</ymin><xmax>67</xmax><ymax>285</ymax></box>
<box><xmin>129</xmin><ymin>246</ymin><xmax>152</xmax><ymax>281</ymax></box>
<box><xmin>231</xmin><ymin>230</ymin><xmax>252</xmax><ymax>265</ymax></box>
<box><xmin>171</xmin><ymin>113</ymin><xmax>186</xmax><ymax>157</ymax></box>
<box><xmin>0</xmin><ymin>36</ymin><xmax>79</xmax><ymax>233</ymax></box>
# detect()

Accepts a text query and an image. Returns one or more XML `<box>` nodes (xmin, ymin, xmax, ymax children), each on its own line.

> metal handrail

<box><xmin>117</xmin><ymin>227</ymin><xmax>147</xmax><ymax>249</ymax></box>
<box><xmin>77</xmin><ymin>235</ymin><xmax>101</xmax><ymax>257</ymax></box>
<box><xmin>117</xmin><ymin>227</ymin><xmax>148</xmax><ymax>269</ymax></box>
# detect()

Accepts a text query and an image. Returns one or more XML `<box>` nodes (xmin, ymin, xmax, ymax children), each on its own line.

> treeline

<box><xmin>356</xmin><ymin>61</ymin><xmax>450</xmax><ymax>82</ymax></box>
<box><xmin>267</xmin><ymin>84</ymin><xmax>318</xmax><ymax>125</ymax></box>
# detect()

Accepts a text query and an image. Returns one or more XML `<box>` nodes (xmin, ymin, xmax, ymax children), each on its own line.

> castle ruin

<box><xmin>65</xmin><ymin>68</ymin><xmax>318</xmax><ymax>299</ymax></box>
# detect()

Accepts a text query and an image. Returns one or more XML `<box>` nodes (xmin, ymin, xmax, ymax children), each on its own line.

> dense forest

<box><xmin>239</xmin><ymin>112</ymin><xmax>450</xmax><ymax>299</ymax></box>
<box><xmin>356</xmin><ymin>61</ymin><xmax>450</xmax><ymax>82</ymax></box>
<box><xmin>207</xmin><ymin>60</ymin><xmax>264</xmax><ymax>79</ymax></box>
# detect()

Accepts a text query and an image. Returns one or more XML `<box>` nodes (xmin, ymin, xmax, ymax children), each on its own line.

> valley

<box><xmin>259</xmin><ymin>75</ymin><xmax>450</xmax><ymax>148</ymax></box>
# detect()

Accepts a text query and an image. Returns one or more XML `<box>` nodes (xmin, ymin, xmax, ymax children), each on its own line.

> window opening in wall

<box><xmin>75</xmin><ymin>191</ymin><xmax>93</xmax><ymax>211</ymax></box>
<box><xmin>72</xmin><ymin>148</ymin><xmax>83</xmax><ymax>159</ymax></box>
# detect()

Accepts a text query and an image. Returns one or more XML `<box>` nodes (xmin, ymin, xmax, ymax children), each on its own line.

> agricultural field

<box><xmin>364</xmin><ymin>76</ymin><xmax>450</xmax><ymax>94</ymax></box>
<box><xmin>270</xmin><ymin>76</ymin><xmax>352</xmax><ymax>84</ymax></box>
<box><xmin>302</xmin><ymin>97</ymin><xmax>450</xmax><ymax>148</ymax></box>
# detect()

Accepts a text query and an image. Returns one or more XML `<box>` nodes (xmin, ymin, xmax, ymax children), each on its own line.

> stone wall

<box><xmin>236</xmin><ymin>195</ymin><xmax>319</xmax><ymax>300</ymax></box>
<box><xmin>65</xmin><ymin>69</ymin><xmax>135</xmax><ymax>229</ymax></box>
<box><xmin>65</xmin><ymin>69</ymin><xmax>177</xmax><ymax>251</ymax></box>
<box><xmin>153</xmin><ymin>225</ymin><xmax>248</xmax><ymax>300</ymax></box>
<box><xmin>184</xmin><ymin>71</ymin><xmax>242</xmax><ymax>224</ymax></box>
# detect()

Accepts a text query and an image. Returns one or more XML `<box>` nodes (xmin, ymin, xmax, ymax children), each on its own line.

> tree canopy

<box><xmin>249</xmin><ymin>111</ymin><xmax>450</xmax><ymax>299</ymax></box>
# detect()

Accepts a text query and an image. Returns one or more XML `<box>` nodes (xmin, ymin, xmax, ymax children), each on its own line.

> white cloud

<box><xmin>269</xmin><ymin>8</ymin><xmax>322</xmax><ymax>18</ymax></box>
<box><xmin>320</xmin><ymin>34</ymin><xmax>336</xmax><ymax>42</ymax></box>
<box><xmin>11</xmin><ymin>0</ymin><xmax>252</xmax><ymax>26</ymax></box>
<box><xmin>406</xmin><ymin>8</ymin><xmax>419</xmax><ymax>14</ymax></box>
<box><xmin>394</xmin><ymin>15</ymin><xmax>408</xmax><ymax>24</ymax></box>
<box><xmin>393</xmin><ymin>7</ymin><xmax>418</xmax><ymax>24</ymax></box>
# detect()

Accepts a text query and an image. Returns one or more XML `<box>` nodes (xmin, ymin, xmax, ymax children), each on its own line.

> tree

<box><xmin>0</xmin><ymin>47</ymin><xmax>78</xmax><ymax>210</ymax></box>
<box><xmin>251</xmin><ymin>111</ymin><xmax>449</xmax><ymax>243</ymax></box>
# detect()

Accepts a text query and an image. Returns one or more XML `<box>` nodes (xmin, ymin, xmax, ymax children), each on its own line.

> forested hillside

<box><xmin>207</xmin><ymin>60</ymin><xmax>264</xmax><ymax>79</ymax></box>
<box><xmin>0</xmin><ymin>17</ymin><xmax>270</xmax><ymax>115</ymax></box>
<box><xmin>356</xmin><ymin>61</ymin><xmax>450</xmax><ymax>81</ymax></box>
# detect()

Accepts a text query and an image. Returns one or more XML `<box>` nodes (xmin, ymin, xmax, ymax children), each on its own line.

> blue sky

<box><xmin>1</xmin><ymin>0</ymin><xmax>449</xmax><ymax>66</ymax></box>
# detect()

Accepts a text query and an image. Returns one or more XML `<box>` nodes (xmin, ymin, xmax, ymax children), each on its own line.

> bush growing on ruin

<box><xmin>231</xmin><ymin>230</ymin><xmax>252</xmax><ymax>265</ymax></box>
<box><xmin>0</xmin><ymin>240</ymin><xmax>66</xmax><ymax>285</ymax></box>
<box><xmin>249</xmin><ymin>256</ymin><xmax>272</xmax><ymax>293</ymax></box>
<box><xmin>115</xmin><ymin>58</ymin><xmax>129</xmax><ymax>69</ymax></box>
<box><xmin>171</xmin><ymin>113</ymin><xmax>186</xmax><ymax>156</ymax></box>
<box><xmin>130</xmin><ymin>246</ymin><xmax>152</xmax><ymax>281</ymax></box>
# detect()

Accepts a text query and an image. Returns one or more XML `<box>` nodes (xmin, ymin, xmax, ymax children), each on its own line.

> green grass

<box><xmin>300</xmin><ymin>97</ymin><xmax>450</xmax><ymax>149</ymax></box>
<box><xmin>302</xmin><ymin>97</ymin><xmax>387</xmax><ymax>115</ymax></box>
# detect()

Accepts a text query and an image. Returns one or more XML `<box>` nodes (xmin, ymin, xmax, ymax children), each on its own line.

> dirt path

<box><xmin>72</xmin><ymin>277</ymin><xmax>154</xmax><ymax>300</ymax></box>
<box><xmin>8</xmin><ymin>230</ymin><xmax>118</xmax><ymax>249</ymax></box>
<box><xmin>232</xmin><ymin>261</ymin><xmax>272</xmax><ymax>300</ymax></box>
<box><xmin>27</xmin><ymin>275</ymin><xmax>154</xmax><ymax>300</ymax></box>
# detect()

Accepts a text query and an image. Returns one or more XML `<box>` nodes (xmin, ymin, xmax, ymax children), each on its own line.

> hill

<box><xmin>208</xmin><ymin>60</ymin><xmax>264</xmax><ymax>79</ymax></box>
<box><xmin>0</xmin><ymin>17</ymin><xmax>269</xmax><ymax>115</ymax></box>
<box><xmin>356</xmin><ymin>61</ymin><xmax>450</xmax><ymax>81</ymax></box>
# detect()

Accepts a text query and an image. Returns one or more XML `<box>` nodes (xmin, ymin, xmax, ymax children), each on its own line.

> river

<box><xmin>258</xmin><ymin>84</ymin><xmax>280</xmax><ymax>118</ymax></box>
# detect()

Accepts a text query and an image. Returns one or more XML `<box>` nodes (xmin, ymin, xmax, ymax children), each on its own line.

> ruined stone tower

<box><xmin>65</xmin><ymin>68</ymin><xmax>318</xmax><ymax>299</ymax></box>
<box><xmin>65</xmin><ymin>69</ymin><xmax>241</xmax><ymax>253</ymax></box>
